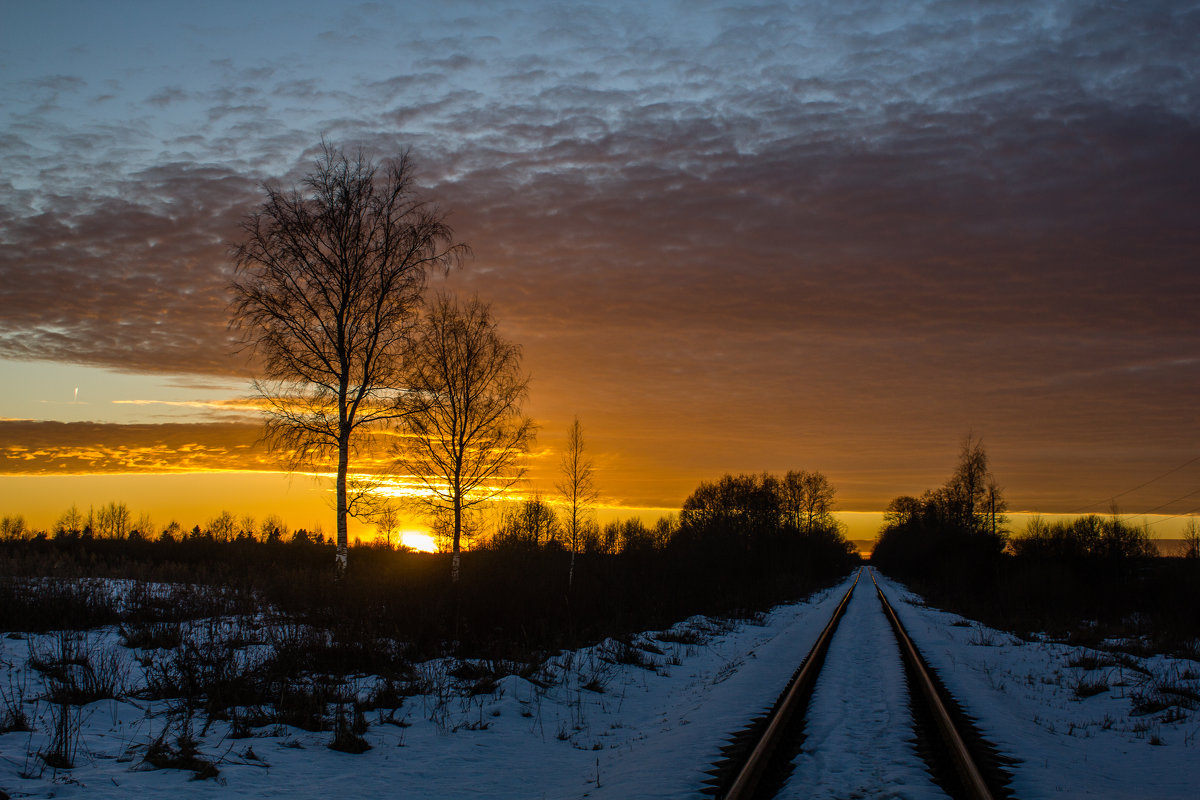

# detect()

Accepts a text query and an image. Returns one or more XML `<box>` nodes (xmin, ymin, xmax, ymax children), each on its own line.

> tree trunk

<box><xmin>451</xmin><ymin>492</ymin><xmax>462</xmax><ymax>583</ymax></box>
<box><xmin>335</xmin><ymin>433</ymin><xmax>349</xmax><ymax>580</ymax></box>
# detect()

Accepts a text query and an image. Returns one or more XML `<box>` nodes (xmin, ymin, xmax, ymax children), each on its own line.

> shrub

<box><xmin>328</xmin><ymin>705</ymin><xmax>371</xmax><ymax>753</ymax></box>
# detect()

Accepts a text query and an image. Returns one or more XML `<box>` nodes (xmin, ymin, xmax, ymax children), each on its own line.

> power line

<box><xmin>1146</xmin><ymin>504</ymin><xmax>1200</xmax><ymax>527</ymax></box>
<box><xmin>1070</xmin><ymin>454</ymin><xmax>1200</xmax><ymax>514</ymax></box>
<box><xmin>1136</xmin><ymin>487</ymin><xmax>1200</xmax><ymax>517</ymax></box>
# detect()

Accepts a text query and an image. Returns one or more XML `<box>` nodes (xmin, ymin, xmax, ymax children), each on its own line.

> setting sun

<box><xmin>400</xmin><ymin>530</ymin><xmax>438</xmax><ymax>553</ymax></box>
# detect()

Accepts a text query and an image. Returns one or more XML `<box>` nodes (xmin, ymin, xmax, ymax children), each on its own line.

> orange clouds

<box><xmin>0</xmin><ymin>420</ymin><xmax>530</xmax><ymax>491</ymax></box>
<box><xmin>0</xmin><ymin>420</ymin><xmax>269</xmax><ymax>475</ymax></box>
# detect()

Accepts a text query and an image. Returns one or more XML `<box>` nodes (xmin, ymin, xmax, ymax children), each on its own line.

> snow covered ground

<box><xmin>1</xmin><ymin>570</ymin><xmax>1197</xmax><ymax>799</ymax></box>
<box><xmin>779</xmin><ymin>574</ymin><xmax>945</xmax><ymax>799</ymax></box>
<box><xmin>0</xmin><ymin>579</ymin><xmax>848</xmax><ymax>799</ymax></box>
<box><xmin>879</xmin><ymin>571</ymin><xmax>1200</xmax><ymax>800</ymax></box>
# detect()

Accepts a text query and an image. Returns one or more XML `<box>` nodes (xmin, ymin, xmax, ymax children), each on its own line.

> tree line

<box><xmin>869</xmin><ymin>435</ymin><xmax>1199</xmax><ymax>653</ymax></box>
<box><xmin>871</xmin><ymin>433</ymin><xmax>1196</xmax><ymax>573</ymax></box>
<box><xmin>0</xmin><ymin>504</ymin><xmax>329</xmax><ymax>546</ymax></box>
<box><xmin>1</xmin><ymin>465</ymin><xmax>855</xmax><ymax>564</ymax></box>
<box><xmin>1</xmin><ymin>469</ymin><xmax>858</xmax><ymax>655</ymax></box>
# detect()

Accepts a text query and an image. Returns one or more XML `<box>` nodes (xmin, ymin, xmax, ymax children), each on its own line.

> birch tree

<box><xmin>230</xmin><ymin>142</ymin><xmax>466</xmax><ymax>577</ymax></box>
<box><xmin>947</xmin><ymin>432</ymin><xmax>990</xmax><ymax>529</ymax></box>
<box><xmin>556</xmin><ymin>416</ymin><xmax>598</xmax><ymax>587</ymax></box>
<box><xmin>394</xmin><ymin>294</ymin><xmax>535</xmax><ymax>581</ymax></box>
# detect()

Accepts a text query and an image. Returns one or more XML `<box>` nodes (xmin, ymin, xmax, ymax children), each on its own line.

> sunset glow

<box><xmin>2</xmin><ymin>1</ymin><xmax>1198</xmax><ymax>540</ymax></box>
<box><xmin>401</xmin><ymin>531</ymin><xmax>438</xmax><ymax>553</ymax></box>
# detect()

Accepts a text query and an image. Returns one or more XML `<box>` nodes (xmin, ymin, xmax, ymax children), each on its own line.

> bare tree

<box><xmin>95</xmin><ymin>502</ymin><xmax>131</xmax><ymax>539</ymax></box>
<box><xmin>1182</xmin><ymin>517</ymin><xmax>1200</xmax><ymax>559</ymax></box>
<box><xmin>556</xmin><ymin>416</ymin><xmax>599</xmax><ymax>587</ymax></box>
<box><xmin>493</xmin><ymin>494</ymin><xmax>560</xmax><ymax>549</ymax></box>
<box><xmin>259</xmin><ymin>514</ymin><xmax>288</xmax><ymax>543</ymax></box>
<box><xmin>207</xmin><ymin>510</ymin><xmax>237</xmax><ymax>542</ymax></box>
<box><xmin>394</xmin><ymin>294</ymin><xmax>535</xmax><ymax>581</ymax></box>
<box><xmin>431</xmin><ymin>506</ymin><xmax>483</xmax><ymax>554</ymax></box>
<box><xmin>946</xmin><ymin>432</ymin><xmax>990</xmax><ymax>529</ymax></box>
<box><xmin>373</xmin><ymin>504</ymin><xmax>401</xmax><ymax>549</ymax></box>
<box><xmin>132</xmin><ymin>513</ymin><xmax>155</xmax><ymax>539</ymax></box>
<box><xmin>238</xmin><ymin>514</ymin><xmax>257</xmax><ymax>540</ymax></box>
<box><xmin>780</xmin><ymin>470</ymin><xmax>836</xmax><ymax>533</ymax></box>
<box><xmin>54</xmin><ymin>505</ymin><xmax>84</xmax><ymax>537</ymax></box>
<box><xmin>0</xmin><ymin>515</ymin><xmax>26</xmax><ymax>541</ymax></box>
<box><xmin>231</xmin><ymin>142</ymin><xmax>466</xmax><ymax>577</ymax></box>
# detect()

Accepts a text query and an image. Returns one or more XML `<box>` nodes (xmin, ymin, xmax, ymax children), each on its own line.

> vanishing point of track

<box><xmin>707</xmin><ymin>567</ymin><xmax>1012</xmax><ymax>800</ymax></box>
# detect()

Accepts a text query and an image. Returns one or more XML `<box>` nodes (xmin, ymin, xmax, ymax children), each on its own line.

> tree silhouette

<box><xmin>556</xmin><ymin>416</ymin><xmax>598</xmax><ymax>587</ymax></box>
<box><xmin>1182</xmin><ymin>518</ymin><xmax>1200</xmax><ymax>559</ymax></box>
<box><xmin>230</xmin><ymin>142</ymin><xmax>466</xmax><ymax>577</ymax></box>
<box><xmin>780</xmin><ymin>469</ymin><xmax>837</xmax><ymax>534</ymax></box>
<box><xmin>393</xmin><ymin>294</ymin><xmax>535</xmax><ymax>581</ymax></box>
<box><xmin>372</xmin><ymin>504</ymin><xmax>399</xmax><ymax>548</ymax></box>
<box><xmin>946</xmin><ymin>432</ymin><xmax>990</xmax><ymax>529</ymax></box>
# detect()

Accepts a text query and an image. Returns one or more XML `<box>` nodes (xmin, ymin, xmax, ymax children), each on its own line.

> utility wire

<box><xmin>1070</xmin><ymin>454</ymin><xmax>1200</xmax><ymax>514</ymax></box>
<box><xmin>1146</xmin><ymin>503</ymin><xmax>1200</xmax><ymax>526</ymax></box>
<box><xmin>1135</xmin><ymin>487</ymin><xmax>1200</xmax><ymax>517</ymax></box>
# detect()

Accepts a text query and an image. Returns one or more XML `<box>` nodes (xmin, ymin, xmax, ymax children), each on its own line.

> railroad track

<box><xmin>706</xmin><ymin>567</ymin><xmax>1013</xmax><ymax>800</ymax></box>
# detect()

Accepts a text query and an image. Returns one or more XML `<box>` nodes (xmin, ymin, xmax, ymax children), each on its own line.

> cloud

<box><xmin>1</xmin><ymin>1</ymin><xmax>1198</xmax><ymax>511</ymax></box>
<box><xmin>0</xmin><ymin>160</ymin><xmax>260</xmax><ymax>375</ymax></box>
<box><xmin>0</xmin><ymin>420</ymin><xmax>269</xmax><ymax>475</ymax></box>
<box><xmin>111</xmin><ymin>398</ymin><xmax>266</xmax><ymax>415</ymax></box>
<box><xmin>146</xmin><ymin>86</ymin><xmax>189</xmax><ymax>107</ymax></box>
<box><xmin>32</xmin><ymin>75</ymin><xmax>87</xmax><ymax>93</ymax></box>
<box><xmin>420</xmin><ymin>54</ymin><xmax>480</xmax><ymax>72</ymax></box>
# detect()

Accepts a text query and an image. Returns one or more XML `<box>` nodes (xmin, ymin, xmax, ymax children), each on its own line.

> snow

<box><xmin>0</xmin><ymin>580</ymin><xmax>850</xmax><ymax>799</ymax></box>
<box><xmin>1</xmin><ymin>570</ymin><xmax>1197</xmax><ymax>798</ymax></box>
<box><xmin>779</xmin><ymin>574</ymin><xmax>946</xmax><ymax>799</ymax></box>
<box><xmin>877</xmin><ymin>571</ymin><xmax>1200</xmax><ymax>799</ymax></box>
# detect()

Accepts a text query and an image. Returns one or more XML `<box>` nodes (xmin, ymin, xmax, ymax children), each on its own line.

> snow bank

<box><xmin>878</xmin><ymin>572</ymin><xmax>1199</xmax><ymax>799</ymax></box>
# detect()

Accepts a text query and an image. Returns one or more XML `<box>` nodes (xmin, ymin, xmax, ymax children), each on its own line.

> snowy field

<box><xmin>880</xmin><ymin>572</ymin><xmax>1200</xmax><ymax>799</ymax></box>
<box><xmin>1</xmin><ymin>570</ymin><xmax>1197</xmax><ymax>798</ymax></box>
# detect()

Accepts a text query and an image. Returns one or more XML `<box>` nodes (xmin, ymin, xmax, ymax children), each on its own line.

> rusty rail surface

<box><xmin>871</xmin><ymin>569</ymin><xmax>996</xmax><ymax>800</ymax></box>
<box><xmin>721</xmin><ymin>568</ymin><xmax>861</xmax><ymax>800</ymax></box>
<box><xmin>716</xmin><ymin>567</ymin><xmax>1006</xmax><ymax>800</ymax></box>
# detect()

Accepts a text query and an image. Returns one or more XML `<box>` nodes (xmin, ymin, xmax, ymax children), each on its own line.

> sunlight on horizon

<box><xmin>401</xmin><ymin>530</ymin><xmax>438</xmax><ymax>552</ymax></box>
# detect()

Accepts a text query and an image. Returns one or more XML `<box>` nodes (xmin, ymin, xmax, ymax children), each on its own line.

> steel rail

<box><xmin>870</xmin><ymin>569</ymin><xmax>995</xmax><ymax>800</ymax></box>
<box><xmin>721</xmin><ymin>567</ymin><xmax>862</xmax><ymax>800</ymax></box>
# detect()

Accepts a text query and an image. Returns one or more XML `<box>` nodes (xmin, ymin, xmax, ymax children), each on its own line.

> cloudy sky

<box><xmin>2</xmin><ymin>0</ymin><xmax>1199</xmax><ymax>537</ymax></box>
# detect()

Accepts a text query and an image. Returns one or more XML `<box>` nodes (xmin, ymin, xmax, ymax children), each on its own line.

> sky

<box><xmin>2</xmin><ymin>0</ymin><xmax>1199</xmax><ymax>542</ymax></box>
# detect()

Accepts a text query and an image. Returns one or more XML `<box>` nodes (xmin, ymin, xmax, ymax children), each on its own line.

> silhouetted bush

<box><xmin>0</xmin><ymin>518</ymin><xmax>856</xmax><ymax>665</ymax></box>
<box><xmin>1010</xmin><ymin>514</ymin><xmax>1154</xmax><ymax>561</ymax></box>
<box><xmin>0</xmin><ymin>467</ymin><xmax>862</xmax><ymax>681</ymax></box>
<box><xmin>874</xmin><ymin>505</ymin><xmax>1197</xmax><ymax>656</ymax></box>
